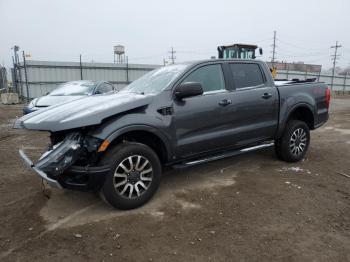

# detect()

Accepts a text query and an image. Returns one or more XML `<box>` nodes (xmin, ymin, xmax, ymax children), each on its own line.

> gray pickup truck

<box><xmin>15</xmin><ymin>59</ymin><xmax>330</xmax><ymax>209</ymax></box>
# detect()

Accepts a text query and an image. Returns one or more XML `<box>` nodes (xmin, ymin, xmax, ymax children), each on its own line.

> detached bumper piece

<box><xmin>19</xmin><ymin>149</ymin><xmax>63</xmax><ymax>189</ymax></box>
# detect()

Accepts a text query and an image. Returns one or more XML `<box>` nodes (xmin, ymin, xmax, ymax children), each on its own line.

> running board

<box><xmin>172</xmin><ymin>142</ymin><xmax>274</xmax><ymax>169</ymax></box>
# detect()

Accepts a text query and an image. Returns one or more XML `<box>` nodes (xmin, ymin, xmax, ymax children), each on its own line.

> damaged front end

<box><xmin>19</xmin><ymin>131</ymin><xmax>110</xmax><ymax>190</ymax></box>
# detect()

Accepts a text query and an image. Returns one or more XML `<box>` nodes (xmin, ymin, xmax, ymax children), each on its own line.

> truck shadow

<box><xmin>40</xmin><ymin>148</ymin><xmax>276</xmax><ymax>229</ymax></box>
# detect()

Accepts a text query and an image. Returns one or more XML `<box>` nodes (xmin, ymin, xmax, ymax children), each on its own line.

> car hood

<box><xmin>15</xmin><ymin>92</ymin><xmax>154</xmax><ymax>132</ymax></box>
<box><xmin>35</xmin><ymin>95</ymin><xmax>86</xmax><ymax>107</ymax></box>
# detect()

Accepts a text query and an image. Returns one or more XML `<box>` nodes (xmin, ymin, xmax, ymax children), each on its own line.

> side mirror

<box><xmin>259</xmin><ymin>48</ymin><xmax>263</xmax><ymax>55</ymax></box>
<box><xmin>174</xmin><ymin>82</ymin><xmax>203</xmax><ymax>100</ymax></box>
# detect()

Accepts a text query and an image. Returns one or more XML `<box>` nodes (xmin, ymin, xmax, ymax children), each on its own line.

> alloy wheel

<box><xmin>113</xmin><ymin>155</ymin><xmax>153</xmax><ymax>199</ymax></box>
<box><xmin>289</xmin><ymin>128</ymin><xmax>307</xmax><ymax>156</ymax></box>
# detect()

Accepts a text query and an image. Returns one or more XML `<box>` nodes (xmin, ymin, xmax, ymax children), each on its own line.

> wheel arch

<box><xmin>104</xmin><ymin>125</ymin><xmax>172</xmax><ymax>164</ymax></box>
<box><xmin>287</xmin><ymin>104</ymin><xmax>315</xmax><ymax>129</ymax></box>
<box><xmin>276</xmin><ymin>103</ymin><xmax>315</xmax><ymax>138</ymax></box>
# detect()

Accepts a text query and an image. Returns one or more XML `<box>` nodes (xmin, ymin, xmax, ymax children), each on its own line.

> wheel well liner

<box><xmin>287</xmin><ymin>105</ymin><xmax>315</xmax><ymax>130</ymax></box>
<box><xmin>106</xmin><ymin>129</ymin><xmax>170</xmax><ymax>164</ymax></box>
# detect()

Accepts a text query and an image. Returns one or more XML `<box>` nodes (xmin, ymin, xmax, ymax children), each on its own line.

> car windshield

<box><xmin>49</xmin><ymin>82</ymin><xmax>97</xmax><ymax>96</ymax></box>
<box><xmin>120</xmin><ymin>64</ymin><xmax>189</xmax><ymax>95</ymax></box>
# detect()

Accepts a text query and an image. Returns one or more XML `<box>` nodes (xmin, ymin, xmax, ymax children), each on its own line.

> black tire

<box><xmin>99</xmin><ymin>142</ymin><xmax>161</xmax><ymax>210</ymax></box>
<box><xmin>275</xmin><ymin>120</ymin><xmax>310</xmax><ymax>162</ymax></box>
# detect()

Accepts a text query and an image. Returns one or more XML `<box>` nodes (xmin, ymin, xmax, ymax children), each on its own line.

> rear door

<box><xmin>225</xmin><ymin>62</ymin><xmax>279</xmax><ymax>146</ymax></box>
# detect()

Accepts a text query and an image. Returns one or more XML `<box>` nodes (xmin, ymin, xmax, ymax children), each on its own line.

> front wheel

<box><xmin>100</xmin><ymin>142</ymin><xmax>161</xmax><ymax>210</ymax></box>
<box><xmin>275</xmin><ymin>120</ymin><xmax>310</xmax><ymax>162</ymax></box>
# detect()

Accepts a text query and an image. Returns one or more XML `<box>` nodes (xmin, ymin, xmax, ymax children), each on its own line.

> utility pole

<box><xmin>168</xmin><ymin>47</ymin><xmax>176</xmax><ymax>64</ymax></box>
<box><xmin>11</xmin><ymin>56</ymin><xmax>17</xmax><ymax>93</ymax></box>
<box><xmin>12</xmin><ymin>45</ymin><xmax>24</xmax><ymax>98</ymax></box>
<box><xmin>79</xmin><ymin>54</ymin><xmax>83</xmax><ymax>80</ymax></box>
<box><xmin>271</xmin><ymin>30</ymin><xmax>277</xmax><ymax>67</ymax></box>
<box><xmin>126</xmin><ymin>56</ymin><xmax>129</xmax><ymax>83</ymax></box>
<box><xmin>330</xmin><ymin>41</ymin><xmax>342</xmax><ymax>90</ymax></box>
<box><xmin>22</xmin><ymin>51</ymin><xmax>30</xmax><ymax>102</ymax></box>
<box><xmin>342</xmin><ymin>70</ymin><xmax>348</xmax><ymax>95</ymax></box>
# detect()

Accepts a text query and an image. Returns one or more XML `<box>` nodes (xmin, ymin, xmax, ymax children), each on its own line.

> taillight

<box><xmin>325</xmin><ymin>87</ymin><xmax>331</xmax><ymax>110</ymax></box>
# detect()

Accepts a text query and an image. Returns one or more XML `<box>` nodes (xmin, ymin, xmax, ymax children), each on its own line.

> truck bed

<box><xmin>276</xmin><ymin>80</ymin><xmax>329</xmax><ymax>133</ymax></box>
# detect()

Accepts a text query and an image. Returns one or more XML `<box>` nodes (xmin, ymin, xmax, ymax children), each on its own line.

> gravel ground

<box><xmin>0</xmin><ymin>98</ymin><xmax>349</xmax><ymax>262</ymax></box>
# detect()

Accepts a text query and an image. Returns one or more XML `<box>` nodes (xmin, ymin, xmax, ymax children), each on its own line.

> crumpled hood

<box><xmin>35</xmin><ymin>95</ymin><xmax>86</xmax><ymax>107</ymax></box>
<box><xmin>15</xmin><ymin>92</ymin><xmax>154</xmax><ymax>132</ymax></box>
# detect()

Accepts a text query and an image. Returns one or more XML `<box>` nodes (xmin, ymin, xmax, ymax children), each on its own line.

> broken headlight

<box><xmin>36</xmin><ymin>132</ymin><xmax>83</xmax><ymax>176</ymax></box>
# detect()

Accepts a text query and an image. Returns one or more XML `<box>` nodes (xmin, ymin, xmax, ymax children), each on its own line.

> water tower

<box><xmin>114</xmin><ymin>45</ymin><xmax>125</xmax><ymax>63</ymax></box>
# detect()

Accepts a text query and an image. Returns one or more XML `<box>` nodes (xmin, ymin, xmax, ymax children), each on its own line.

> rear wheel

<box><xmin>100</xmin><ymin>142</ymin><xmax>161</xmax><ymax>210</ymax></box>
<box><xmin>275</xmin><ymin>120</ymin><xmax>310</xmax><ymax>162</ymax></box>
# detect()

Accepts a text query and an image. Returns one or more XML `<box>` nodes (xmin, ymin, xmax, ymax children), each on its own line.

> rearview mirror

<box><xmin>174</xmin><ymin>82</ymin><xmax>203</xmax><ymax>100</ymax></box>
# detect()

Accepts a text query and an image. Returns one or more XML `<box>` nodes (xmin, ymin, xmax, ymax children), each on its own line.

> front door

<box><xmin>173</xmin><ymin>63</ymin><xmax>235</xmax><ymax>158</ymax></box>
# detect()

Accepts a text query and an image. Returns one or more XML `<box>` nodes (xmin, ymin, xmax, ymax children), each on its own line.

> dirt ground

<box><xmin>0</xmin><ymin>98</ymin><xmax>349</xmax><ymax>262</ymax></box>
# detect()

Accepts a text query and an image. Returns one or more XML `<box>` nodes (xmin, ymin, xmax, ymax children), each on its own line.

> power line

<box><xmin>276</xmin><ymin>31</ymin><xmax>332</xmax><ymax>49</ymax></box>
<box><xmin>277</xmin><ymin>38</ymin><xmax>329</xmax><ymax>52</ymax></box>
<box><xmin>276</xmin><ymin>45</ymin><xmax>328</xmax><ymax>57</ymax></box>
<box><xmin>303</xmin><ymin>56</ymin><xmax>335</xmax><ymax>64</ymax></box>
<box><xmin>277</xmin><ymin>49</ymin><xmax>328</xmax><ymax>58</ymax></box>
<box><xmin>168</xmin><ymin>47</ymin><xmax>176</xmax><ymax>64</ymax></box>
<box><xmin>255</xmin><ymin>37</ymin><xmax>274</xmax><ymax>43</ymax></box>
<box><xmin>272</xmin><ymin>36</ymin><xmax>345</xmax><ymax>68</ymax></box>
<box><xmin>176</xmin><ymin>50</ymin><xmax>213</xmax><ymax>55</ymax></box>
<box><xmin>330</xmin><ymin>41</ymin><xmax>342</xmax><ymax>89</ymax></box>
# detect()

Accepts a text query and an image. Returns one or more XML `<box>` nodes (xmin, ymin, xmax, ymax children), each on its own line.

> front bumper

<box><xmin>19</xmin><ymin>149</ymin><xmax>63</xmax><ymax>188</ymax></box>
<box><xmin>19</xmin><ymin>149</ymin><xmax>110</xmax><ymax>191</ymax></box>
<box><xmin>19</xmin><ymin>132</ymin><xmax>110</xmax><ymax>191</ymax></box>
<box><xmin>60</xmin><ymin>165</ymin><xmax>110</xmax><ymax>191</ymax></box>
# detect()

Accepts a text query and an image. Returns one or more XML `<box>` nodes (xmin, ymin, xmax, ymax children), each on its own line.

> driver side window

<box><xmin>182</xmin><ymin>64</ymin><xmax>225</xmax><ymax>93</ymax></box>
<box><xmin>96</xmin><ymin>83</ymin><xmax>114</xmax><ymax>94</ymax></box>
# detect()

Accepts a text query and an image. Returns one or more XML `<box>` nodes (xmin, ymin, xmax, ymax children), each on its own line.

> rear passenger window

<box><xmin>182</xmin><ymin>64</ymin><xmax>225</xmax><ymax>93</ymax></box>
<box><xmin>230</xmin><ymin>63</ymin><xmax>265</xmax><ymax>89</ymax></box>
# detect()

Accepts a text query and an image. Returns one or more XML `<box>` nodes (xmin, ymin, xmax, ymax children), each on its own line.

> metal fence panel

<box><xmin>0</xmin><ymin>67</ymin><xmax>8</xmax><ymax>91</ymax></box>
<box><xmin>276</xmin><ymin>70</ymin><xmax>350</xmax><ymax>91</ymax></box>
<box><xmin>14</xmin><ymin>61</ymin><xmax>350</xmax><ymax>99</ymax></box>
<box><xmin>16</xmin><ymin>60</ymin><xmax>160</xmax><ymax>98</ymax></box>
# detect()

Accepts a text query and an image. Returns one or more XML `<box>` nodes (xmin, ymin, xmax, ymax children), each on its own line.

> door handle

<box><xmin>262</xmin><ymin>93</ymin><xmax>272</xmax><ymax>99</ymax></box>
<box><xmin>218</xmin><ymin>99</ymin><xmax>232</xmax><ymax>106</ymax></box>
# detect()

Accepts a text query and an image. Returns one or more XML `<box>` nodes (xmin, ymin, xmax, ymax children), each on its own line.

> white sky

<box><xmin>1</xmin><ymin>0</ymin><xmax>350</xmax><ymax>69</ymax></box>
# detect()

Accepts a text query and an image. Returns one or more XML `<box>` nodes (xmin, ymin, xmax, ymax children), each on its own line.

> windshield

<box><xmin>50</xmin><ymin>82</ymin><xmax>96</xmax><ymax>96</ymax></box>
<box><xmin>120</xmin><ymin>64</ymin><xmax>189</xmax><ymax>95</ymax></box>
